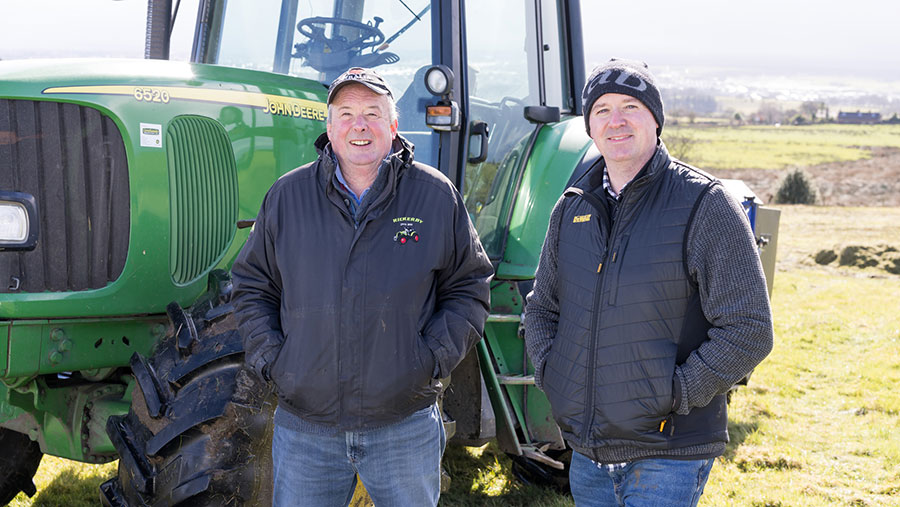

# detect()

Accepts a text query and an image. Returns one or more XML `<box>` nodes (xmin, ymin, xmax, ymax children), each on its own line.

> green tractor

<box><xmin>0</xmin><ymin>0</ymin><xmax>779</xmax><ymax>504</ymax></box>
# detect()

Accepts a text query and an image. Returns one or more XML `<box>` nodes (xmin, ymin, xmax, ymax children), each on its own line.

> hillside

<box><xmin>722</xmin><ymin>147</ymin><xmax>900</xmax><ymax>207</ymax></box>
<box><xmin>662</xmin><ymin>124</ymin><xmax>900</xmax><ymax>207</ymax></box>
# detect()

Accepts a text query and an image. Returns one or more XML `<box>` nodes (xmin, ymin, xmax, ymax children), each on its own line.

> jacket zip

<box><xmin>607</xmin><ymin>233</ymin><xmax>629</xmax><ymax>306</ymax></box>
<box><xmin>573</xmin><ymin>152</ymin><xmax>688</xmax><ymax>446</ymax></box>
<box><xmin>580</xmin><ymin>181</ymin><xmax>645</xmax><ymax>445</ymax></box>
<box><xmin>332</xmin><ymin>160</ymin><xmax>400</xmax><ymax>427</ymax></box>
<box><xmin>581</xmin><ymin>192</ymin><xmax>623</xmax><ymax>445</ymax></box>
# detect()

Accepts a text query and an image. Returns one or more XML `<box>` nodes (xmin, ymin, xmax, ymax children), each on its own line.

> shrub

<box><xmin>663</xmin><ymin>130</ymin><xmax>698</xmax><ymax>163</ymax></box>
<box><xmin>775</xmin><ymin>169</ymin><xmax>817</xmax><ymax>204</ymax></box>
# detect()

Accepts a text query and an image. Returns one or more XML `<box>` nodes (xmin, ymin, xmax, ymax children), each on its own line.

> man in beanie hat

<box><xmin>525</xmin><ymin>59</ymin><xmax>773</xmax><ymax>506</ymax></box>
<box><xmin>232</xmin><ymin>67</ymin><xmax>492</xmax><ymax>506</ymax></box>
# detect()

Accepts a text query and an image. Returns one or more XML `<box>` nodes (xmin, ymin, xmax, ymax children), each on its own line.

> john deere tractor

<box><xmin>0</xmin><ymin>0</ymin><xmax>779</xmax><ymax>504</ymax></box>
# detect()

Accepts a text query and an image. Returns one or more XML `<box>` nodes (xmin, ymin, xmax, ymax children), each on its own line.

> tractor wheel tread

<box><xmin>105</xmin><ymin>305</ymin><xmax>275</xmax><ymax>506</ymax></box>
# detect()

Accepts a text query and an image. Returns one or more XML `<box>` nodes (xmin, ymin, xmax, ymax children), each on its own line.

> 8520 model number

<box><xmin>133</xmin><ymin>87</ymin><xmax>171</xmax><ymax>103</ymax></box>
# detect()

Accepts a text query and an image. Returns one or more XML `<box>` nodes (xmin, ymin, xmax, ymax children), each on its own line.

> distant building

<box><xmin>837</xmin><ymin>111</ymin><xmax>881</xmax><ymax>124</ymax></box>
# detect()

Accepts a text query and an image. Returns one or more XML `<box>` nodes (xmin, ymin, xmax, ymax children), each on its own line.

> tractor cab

<box><xmin>158</xmin><ymin>0</ymin><xmax>585</xmax><ymax>193</ymax></box>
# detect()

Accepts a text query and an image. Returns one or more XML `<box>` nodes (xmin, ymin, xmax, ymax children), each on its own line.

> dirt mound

<box><xmin>717</xmin><ymin>147</ymin><xmax>900</xmax><ymax>207</ymax></box>
<box><xmin>813</xmin><ymin>244</ymin><xmax>900</xmax><ymax>274</ymax></box>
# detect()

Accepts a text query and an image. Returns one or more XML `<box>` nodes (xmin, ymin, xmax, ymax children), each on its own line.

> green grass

<box><xmin>8</xmin><ymin>456</ymin><xmax>115</xmax><ymax>506</ymax></box>
<box><xmin>10</xmin><ymin>205</ymin><xmax>900</xmax><ymax>506</ymax></box>
<box><xmin>700</xmin><ymin>269</ymin><xmax>900</xmax><ymax>506</ymax></box>
<box><xmin>662</xmin><ymin>123</ymin><xmax>900</xmax><ymax>170</ymax></box>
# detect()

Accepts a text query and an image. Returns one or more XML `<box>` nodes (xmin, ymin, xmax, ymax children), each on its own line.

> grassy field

<box><xmin>11</xmin><ymin>205</ymin><xmax>900</xmax><ymax>506</ymax></box>
<box><xmin>440</xmin><ymin>205</ymin><xmax>900</xmax><ymax>506</ymax></box>
<box><xmin>662</xmin><ymin>123</ymin><xmax>900</xmax><ymax>170</ymax></box>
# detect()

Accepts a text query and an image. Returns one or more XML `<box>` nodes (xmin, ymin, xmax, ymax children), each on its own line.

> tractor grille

<box><xmin>166</xmin><ymin>116</ymin><xmax>237</xmax><ymax>285</ymax></box>
<box><xmin>0</xmin><ymin>99</ymin><xmax>130</xmax><ymax>293</ymax></box>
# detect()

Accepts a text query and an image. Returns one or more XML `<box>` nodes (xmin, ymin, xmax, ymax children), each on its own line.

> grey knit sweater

<box><xmin>524</xmin><ymin>166</ymin><xmax>774</xmax><ymax>463</ymax></box>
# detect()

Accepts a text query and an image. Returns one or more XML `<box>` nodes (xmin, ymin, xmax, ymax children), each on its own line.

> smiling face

<box><xmin>326</xmin><ymin>83</ymin><xmax>398</xmax><ymax>177</ymax></box>
<box><xmin>588</xmin><ymin>93</ymin><xmax>659</xmax><ymax>174</ymax></box>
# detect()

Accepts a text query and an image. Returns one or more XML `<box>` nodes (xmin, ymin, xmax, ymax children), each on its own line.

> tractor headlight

<box><xmin>0</xmin><ymin>203</ymin><xmax>27</xmax><ymax>241</ymax></box>
<box><xmin>0</xmin><ymin>191</ymin><xmax>39</xmax><ymax>251</ymax></box>
<box><xmin>424</xmin><ymin>65</ymin><xmax>453</xmax><ymax>97</ymax></box>
<box><xmin>423</xmin><ymin>65</ymin><xmax>460</xmax><ymax>131</ymax></box>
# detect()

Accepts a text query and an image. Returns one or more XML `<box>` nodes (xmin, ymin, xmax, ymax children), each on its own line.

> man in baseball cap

<box><xmin>524</xmin><ymin>58</ymin><xmax>773</xmax><ymax>506</ymax></box>
<box><xmin>232</xmin><ymin>66</ymin><xmax>491</xmax><ymax>506</ymax></box>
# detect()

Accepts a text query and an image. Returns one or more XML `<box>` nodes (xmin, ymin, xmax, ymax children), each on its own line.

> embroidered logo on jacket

<box><xmin>573</xmin><ymin>214</ymin><xmax>591</xmax><ymax>223</ymax></box>
<box><xmin>394</xmin><ymin>226</ymin><xmax>419</xmax><ymax>244</ymax></box>
<box><xmin>392</xmin><ymin>216</ymin><xmax>423</xmax><ymax>245</ymax></box>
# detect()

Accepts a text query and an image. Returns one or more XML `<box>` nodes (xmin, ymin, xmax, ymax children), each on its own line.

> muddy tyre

<box><xmin>100</xmin><ymin>299</ymin><xmax>275</xmax><ymax>506</ymax></box>
<box><xmin>0</xmin><ymin>428</ymin><xmax>42</xmax><ymax>504</ymax></box>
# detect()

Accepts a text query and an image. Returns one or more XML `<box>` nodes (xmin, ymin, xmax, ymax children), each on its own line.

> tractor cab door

<box><xmin>450</xmin><ymin>0</ymin><xmax>588</xmax><ymax>462</ymax></box>
<box><xmin>460</xmin><ymin>0</ymin><xmax>581</xmax><ymax>260</ymax></box>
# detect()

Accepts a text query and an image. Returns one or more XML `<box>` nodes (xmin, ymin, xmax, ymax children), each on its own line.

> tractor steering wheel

<box><xmin>294</xmin><ymin>16</ymin><xmax>398</xmax><ymax>76</ymax></box>
<box><xmin>297</xmin><ymin>17</ymin><xmax>385</xmax><ymax>54</ymax></box>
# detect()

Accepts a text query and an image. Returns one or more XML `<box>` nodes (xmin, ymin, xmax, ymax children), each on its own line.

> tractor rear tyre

<box><xmin>0</xmin><ymin>428</ymin><xmax>42</xmax><ymax>504</ymax></box>
<box><xmin>100</xmin><ymin>299</ymin><xmax>276</xmax><ymax>506</ymax></box>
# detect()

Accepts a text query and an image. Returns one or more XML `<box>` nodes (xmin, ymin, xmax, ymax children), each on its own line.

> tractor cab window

<box><xmin>463</xmin><ymin>0</ymin><xmax>574</xmax><ymax>259</ymax></box>
<box><xmin>215</xmin><ymin>0</ymin><xmax>435</xmax><ymax>163</ymax></box>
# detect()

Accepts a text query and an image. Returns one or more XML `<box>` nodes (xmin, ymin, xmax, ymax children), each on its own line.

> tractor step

<box><xmin>496</xmin><ymin>374</ymin><xmax>535</xmax><ymax>385</ymax></box>
<box><xmin>521</xmin><ymin>445</ymin><xmax>565</xmax><ymax>470</ymax></box>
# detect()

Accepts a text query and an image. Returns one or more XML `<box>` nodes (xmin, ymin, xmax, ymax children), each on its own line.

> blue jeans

<box><xmin>271</xmin><ymin>403</ymin><xmax>446</xmax><ymax>507</ymax></box>
<box><xmin>569</xmin><ymin>452</ymin><xmax>714</xmax><ymax>507</ymax></box>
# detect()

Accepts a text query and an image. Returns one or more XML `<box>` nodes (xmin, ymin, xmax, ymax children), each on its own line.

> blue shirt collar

<box><xmin>332</xmin><ymin>154</ymin><xmax>390</xmax><ymax>205</ymax></box>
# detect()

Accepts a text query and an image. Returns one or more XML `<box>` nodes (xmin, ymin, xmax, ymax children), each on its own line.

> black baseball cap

<box><xmin>327</xmin><ymin>67</ymin><xmax>394</xmax><ymax>104</ymax></box>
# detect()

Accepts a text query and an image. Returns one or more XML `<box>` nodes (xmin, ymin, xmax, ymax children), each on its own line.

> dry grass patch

<box><xmin>775</xmin><ymin>205</ymin><xmax>900</xmax><ymax>275</ymax></box>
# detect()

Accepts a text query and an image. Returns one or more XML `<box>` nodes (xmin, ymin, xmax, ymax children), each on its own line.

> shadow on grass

<box><xmin>442</xmin><ymin>416</ymin><xmax>764</xmax><ymax>505</ymax></box>
<box><xmin>29</xmin><ymin>468</ymin><xmax>111</xmax><ymax>507</ymax></box>
<box><xmin>723</xmin><ymin>417</ymin><xmax>760</xmax><ymax>461</ymax></box>
<box><xmin>439</xmin><ymin>442</ymin><xmax>573</xmax><ymax>507</ymax></box>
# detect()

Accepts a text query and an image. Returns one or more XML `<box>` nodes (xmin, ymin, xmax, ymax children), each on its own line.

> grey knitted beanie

<box><xmin>582</xmin><ymin>59</ymin><xmax>664</xmax><ymax>137</ymax></box>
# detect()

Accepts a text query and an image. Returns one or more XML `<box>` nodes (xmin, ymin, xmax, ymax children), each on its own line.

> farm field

<box><xmin>438</xmin><ymin>204</ymin><xmax>900</xmax><ymax>507</ymax></box>
<box><xmin>9</xmin><ymin>124</ymin><xmax>900</xmax><ymax>506</ymax></box>
<box><xmin>664</xmin><ymin>123</ymin><xmax>900</xmax><ymax>206</ymax></box>
<box><xmin>11</xmin><ymin>204</ymin><xmax>900</xmax><ymax>507</ymax></box>
<box><xmin>665</xmin><ymin>123</ymin><xmax>900</xmax><ymax>171</ymax></box>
